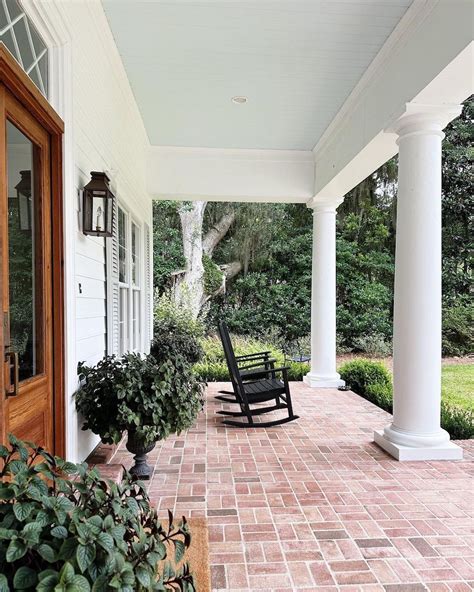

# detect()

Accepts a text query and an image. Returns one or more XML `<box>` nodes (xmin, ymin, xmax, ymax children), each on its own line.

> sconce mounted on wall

<box><xmin>82</xmin><ymin>171</ymin><xmax>114</xmax><ymax>237</ymax></box>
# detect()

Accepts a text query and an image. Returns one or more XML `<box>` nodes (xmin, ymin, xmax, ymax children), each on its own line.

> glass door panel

<box><xmin>6</xmin><ymin>120</ymin><xmax>43</xmax><ymax>381</ymax></box>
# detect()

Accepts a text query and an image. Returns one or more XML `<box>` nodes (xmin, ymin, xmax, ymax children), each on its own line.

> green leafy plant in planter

<box><xmin>75</xmin><ymin>353</ymin><xmax>204</xmax><ymax>479</ymax></box>
<box><xmin>0</xmin><ymin>435</ymin><xmax>194</xmax><ymax>591</ymax></box>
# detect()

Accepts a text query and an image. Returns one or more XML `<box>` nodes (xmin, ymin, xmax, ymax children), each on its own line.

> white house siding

<box><xmin>24</xmin><ymin>0</ymin><xmax>153</xmax><ymax>462</ymax></box>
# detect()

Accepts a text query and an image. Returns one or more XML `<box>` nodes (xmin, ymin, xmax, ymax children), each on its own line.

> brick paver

<box><xmin>113</xmin><ymin>382</ymin><xmax>474</xmax><ymax>591</ymax></box>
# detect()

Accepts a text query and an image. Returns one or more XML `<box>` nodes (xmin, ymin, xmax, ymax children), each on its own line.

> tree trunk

<box><xmin>174</xmin><ymin>201</ymin><xmax>207</xmax><ymax>318</ymax></box>
<box><xmin>174</xmin><ymin>203</ymin><xmax>243</xmax><ymax>317</ymax></box>
<box><xmin>203</xmin><ymin>211</ymin><xmax>236</xmax><ymax>257</ymax></box>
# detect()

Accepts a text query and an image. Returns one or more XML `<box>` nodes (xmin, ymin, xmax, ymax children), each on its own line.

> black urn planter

<box><xmin>126</xmin><ymin>431</ymin><xmax>156</xmax><ymax>480</ymax></box>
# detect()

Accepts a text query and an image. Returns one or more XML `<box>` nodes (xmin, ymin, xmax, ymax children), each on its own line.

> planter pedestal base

<box><xmin>126</xmin><ymin>433</ymin><xmax>156</xmax><ymax>480</ymax></box>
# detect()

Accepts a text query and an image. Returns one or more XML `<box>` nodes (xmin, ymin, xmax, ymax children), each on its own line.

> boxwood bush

<box><xmin>339</xmin><ymin>359</ymin><xmax>473</xmax><ymax>440</ymax></box>
<box><xmin>0</xmin><ymin>435</ymin><xmax>194</xmax><ymax>592</ymax></box>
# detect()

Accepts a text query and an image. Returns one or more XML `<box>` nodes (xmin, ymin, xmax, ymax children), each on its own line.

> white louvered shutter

<box><xmin>106</xmin><ymin>200</ymin><xmax>120</xmax><ymax>355</ymax></box>
<box><xmin>144</xmin><ymin>222</ymin><xmax>153</xmax><ymax>350</ymax></box>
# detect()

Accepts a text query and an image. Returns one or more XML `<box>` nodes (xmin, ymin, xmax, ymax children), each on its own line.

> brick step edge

<box><xmin>91</xmin><ymin>463</ymin><xmax>124</xmax><ymax>484</ymax></box>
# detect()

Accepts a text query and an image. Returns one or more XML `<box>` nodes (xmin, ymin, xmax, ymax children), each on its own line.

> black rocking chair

<box><xmin>217</xmin><ymin>321</ymin><xmax>299</xmax><ymax>428</ymax></box>
<box><xmin>215</xmin><ymin>338</ymin><xmax>277</xmax><ymax>403</ymax></box>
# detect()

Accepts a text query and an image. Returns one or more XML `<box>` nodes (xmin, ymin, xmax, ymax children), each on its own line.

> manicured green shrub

<box><xmin>365</xmin><ymin>382</ymin><xmax>393</xmax><ymax>413</ymax></box>
<box><xmin>76</xmin><ymin>353</ymin><xmax>203</xmax><ymax>447</ymax></box>
<box><xmin>193</xmin><ymin>360</ymin><xmax>229</xmax><ymax>382</ymax></box>
<box><xmin>0</xmin><ymin>435</ymin><xmax>194</xmax><ymax>591</ymax></box>
<box><xmin>339</xmin><ymin>359</ymin><xmax>473</xmax><ymax>439</ymax></box>
<box><xmin>338</xmin><ymin>359</ymin><xmax>392</xmax><ymax>397</ymax></box>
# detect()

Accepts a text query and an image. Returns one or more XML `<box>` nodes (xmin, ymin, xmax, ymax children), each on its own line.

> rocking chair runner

<box><xmin>217</xmin><ymin>322</ymin><xmax>299</xmax><ymax>428</ymax></box>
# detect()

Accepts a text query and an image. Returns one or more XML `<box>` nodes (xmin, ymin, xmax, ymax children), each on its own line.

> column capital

<box><xmin>387</xmin><ymin>102</ymin><xmax>462</xmax><ymax>141</ymax></box>
<box><xmin>306</xmin><ymin>196</ymin><xmax>344</xmax><ymax>212</ymax></box>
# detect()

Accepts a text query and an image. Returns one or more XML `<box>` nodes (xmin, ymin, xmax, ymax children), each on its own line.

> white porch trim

<box><xmin>20</xmin><ymin>0</ymin><xmax>79</xmax><ymax>461</ymax></box>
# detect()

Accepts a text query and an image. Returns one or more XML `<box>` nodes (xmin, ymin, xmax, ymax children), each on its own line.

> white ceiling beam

<box><xmin>147</xmin><ymin>146</ymin><xmax>315</xmax><ymax>203</ymax></box>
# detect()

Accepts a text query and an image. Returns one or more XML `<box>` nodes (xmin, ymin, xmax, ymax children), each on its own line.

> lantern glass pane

<box><xmin>18</xmin><ymin>194</ymin><xmax>31</xmax><ymax>231</ymax></box>
<box><xmin>92</xmin><ymin>195</ymin><xmax>106</xmax><ymax>233</ymax></box>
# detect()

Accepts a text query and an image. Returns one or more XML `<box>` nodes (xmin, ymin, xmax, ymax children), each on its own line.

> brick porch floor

<box><xmin>112</xmin><ymin>382</ymin><xmax>474</xmax><ymax>592</ymax></box>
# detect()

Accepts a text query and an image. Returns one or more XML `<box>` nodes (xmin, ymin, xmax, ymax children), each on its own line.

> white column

<box><xmin>375</xmin><ymin>104</ymin><xmax>463</xmax><ymax>461</ymax></box>
<box><xmin>304</xmin><ymin>199</ymin><xmax>345</xmax><ymax>388</ymax></box>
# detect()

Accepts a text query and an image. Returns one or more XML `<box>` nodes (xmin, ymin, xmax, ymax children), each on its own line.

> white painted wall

<box><xmin>24</xmin><ymin>0</ymin><xmax>153</xmax><ymax>462</ymax></box>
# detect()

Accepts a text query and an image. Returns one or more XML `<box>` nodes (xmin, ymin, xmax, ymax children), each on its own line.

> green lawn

<box><xmin>442</xmin><ymin>363</ymin><xmax>474</xmax><ymax>411</ymax></box>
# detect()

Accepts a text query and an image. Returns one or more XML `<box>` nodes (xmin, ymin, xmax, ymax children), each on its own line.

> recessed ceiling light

<box><xmin>232</xmin><ymin>96</ymin><xmax>248</xmax><ymax>104</ymax></box>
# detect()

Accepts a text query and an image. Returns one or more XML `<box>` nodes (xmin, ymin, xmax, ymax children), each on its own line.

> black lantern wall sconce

<box><xmin>14</xmin><ymin>170</ymin><xmax>32</xmax><ymax>232</ymax></box>
<box><xmin>82</xmin><ymin>171</ymin><xmax>114</xmax><ymax>237</ymax></box>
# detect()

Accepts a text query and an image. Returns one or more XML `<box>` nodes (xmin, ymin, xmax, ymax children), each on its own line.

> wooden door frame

<box><xmin>0</xmin><ymin>45</ymin><xmax>65</xmax><ymax>457</ymax></box>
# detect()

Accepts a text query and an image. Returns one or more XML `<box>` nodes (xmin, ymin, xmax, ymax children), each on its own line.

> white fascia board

<box><xmin>312</xmin><ymin>0</ymin><xmax>474</xmax><ymax>201</ymax></box>
<box><xmin>147</xmin><ymin>146</ymin><xmax>315</xmax><ymax>203</ymax></box>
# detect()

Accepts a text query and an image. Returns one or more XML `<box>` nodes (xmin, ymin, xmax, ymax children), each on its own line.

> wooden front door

<box><xmin>0</xmin><ymin>31</ymin><xmax>68</xmax><ymax>457</ymax></box>
<box><xmin>0</xmin><ymin>86</ymin><xmax>53</xmax><ymax>449</ymax></box>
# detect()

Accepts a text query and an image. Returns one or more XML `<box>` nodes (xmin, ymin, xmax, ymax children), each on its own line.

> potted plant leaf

<box><xmin>75</xmin><ymin>352</ymin><xmax>204</xmax><ymax>478</ymax></box>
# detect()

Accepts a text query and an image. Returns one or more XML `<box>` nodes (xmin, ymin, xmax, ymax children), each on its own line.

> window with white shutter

<box><xmin>107</xmin><ymin>204</ymin><xmax>146</xmax><ymax>355</ymax></box>
<box><xmin>144</xmin><ymin>222</ymin><xmax>153</xmax><ymax>349</ymax></box>
<box><xmin>106</xmin><ymin>200</ymin><xmax>120</xmax><ymax>355</ymax></box>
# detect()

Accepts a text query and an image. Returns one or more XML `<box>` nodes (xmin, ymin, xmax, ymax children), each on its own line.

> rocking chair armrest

<box><xmin>262</xmin><ymin>366</ymin><xmax>290</xmax><ymax>381</ymax></box>
<box><xmin>238</xmin><ymin>358</ymin><xmax>277</xmax><ymax>370</ymax></box>
<box><xmin>235</xmin><ymin>350</ymin><xmax>272</xmax><ymax>361</ymax></box>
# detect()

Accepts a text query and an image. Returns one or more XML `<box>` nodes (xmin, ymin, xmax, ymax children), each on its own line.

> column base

<box><xmin>374</xmin><ymin>429</ymin><xmax>463</xmax><ymax>461</ymax></box>
<box><xmin>303</xmin><ymin>372</ymin><xmax>345</xmax><ymax>388</ymax></box>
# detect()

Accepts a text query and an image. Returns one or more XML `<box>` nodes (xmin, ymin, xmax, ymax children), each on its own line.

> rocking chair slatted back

<box><xmin>218</xmin><ymin>321</ymin><xmax>245</xmax><ymax>402</ymax></box>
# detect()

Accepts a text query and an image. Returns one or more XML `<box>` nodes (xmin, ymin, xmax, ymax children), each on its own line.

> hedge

<box><xmin>339</xmin><ymin>359</ymin><xmax>473</xmax><ymax>440</ymax></box>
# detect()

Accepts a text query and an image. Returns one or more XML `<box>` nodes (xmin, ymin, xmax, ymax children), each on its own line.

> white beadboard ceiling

<box><xmin>102</xmin><ymin>0</ymin><xmax>413</xmax><ymax>151</ymax></box>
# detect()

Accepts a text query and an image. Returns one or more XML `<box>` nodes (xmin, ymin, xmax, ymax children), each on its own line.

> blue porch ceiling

<box><xmin>102</xmin><ymin>0</ymin><xmax>412</xmax><ymax>151</ymax></box>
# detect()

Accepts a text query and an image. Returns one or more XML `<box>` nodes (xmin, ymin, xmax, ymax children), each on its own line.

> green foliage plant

<box><xmin>202</xmin><ymin>255</ymin><xmax>223</xmax><ymax>295</ymax></box>
<box><xmin>440</xmin><ymin>401</ymin><xmax>474</xmax><ymax>440</ymax></box>
<box><xmin>353</xmin><ymin>332</ymin><xmax>392</xmax><ymax>357</ymax></box>
<box><xmin>0</xmin><ymin>435</ymin><xmax>194</xmax><ymax>591</ymax></box>
<box><xmin>76</xmin><ymin>352</ymin><xmax>204</xmax><ymax>447</ymax></box>
<box><xmin>152</xmin><ymin>201</ymin><xmax>186</xmax><ymax>295</ymax></box>
<box><xmin>339</xmin><ymin>359</ymin><xmax>473</xmax><ymax>439</ymax></box>
<box><xmin>152</xmin><ymin>295</ymin><xmax>204</xmax><ymax>366</ymax></box>
<box><xmin>442</xmin><ymin>302</ymin><xmax>474</xmax><ymax>356</ymax></box>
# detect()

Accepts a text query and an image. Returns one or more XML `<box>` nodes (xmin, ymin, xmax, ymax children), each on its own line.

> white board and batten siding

<box><xmin>29</xmin><ymin>0</ymin><xmax>154</xmax><ymax>462</ymax></box>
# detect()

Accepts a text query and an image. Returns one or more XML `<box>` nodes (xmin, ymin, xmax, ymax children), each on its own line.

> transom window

<box><xmin>0</xmin><ymin>0</ymin><xmax>49</xmax><ymax>97</ymax></box>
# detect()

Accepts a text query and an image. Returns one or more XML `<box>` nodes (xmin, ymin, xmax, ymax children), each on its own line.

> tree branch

<box><xmin>203</xmin><ymin>211</ymin><xmax>236</xmax><ymax>257</ymax></box>
<box><xmin>222</xmin><ymin>260</ymin><xmax>242</xmax><ymax>280</ymax></box>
